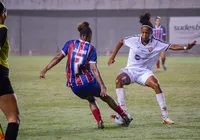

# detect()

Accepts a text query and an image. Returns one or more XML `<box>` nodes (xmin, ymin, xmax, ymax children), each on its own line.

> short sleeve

<box><xmin>61</xmin><ymin>40</ymin><xmax>74</xmax><ymax>56</ymax></box>
<box><xmin>89</xmin><ymin>46</ymin><xmax>97</xmax><ymax>63</ymax></box>
<box><xmin>156</xmin><ymin>40</ymin><xmax>171</xmax><ymax>52</ymax></box>
<box><xmin>123</xmin><ymin>36</ymin><xmax>136</xmax><ymax>48</ymax></box>
<box><xmin>0</xmin><ymin>27</ymin><xmax>7</xmax><ymax>48</ymax></box>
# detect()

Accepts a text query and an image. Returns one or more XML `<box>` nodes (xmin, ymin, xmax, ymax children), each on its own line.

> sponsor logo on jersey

<box><xmin>135</xmin><ymin>54</ymin><xmax>141</xmax><ymax>60</ymax></box>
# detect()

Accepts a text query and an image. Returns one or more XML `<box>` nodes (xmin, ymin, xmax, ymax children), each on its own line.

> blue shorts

<box><xmin>71</xmin><ymin>80</ymin><xmax>101</xmax><ymax>99</ymax></box>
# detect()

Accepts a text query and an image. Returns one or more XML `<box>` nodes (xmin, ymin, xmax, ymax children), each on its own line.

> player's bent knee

<box><xmin>151</xmin><ymin>82</ymin><xmax>160</xmax><ymax>90</ymax></box>
<box><xmin>116</xmin><ymin>78</ymin><xmax>123</xmax><ymax>88</ymax></box>
<box><xmin>86</xmin><ymin>96</ymin><xmax>95</xmax><ymax>103</ymax></box>
<box><xmin>115</xmin><ymin>79</ymin><xmax>120</xmax><ymax>85</ymax></box>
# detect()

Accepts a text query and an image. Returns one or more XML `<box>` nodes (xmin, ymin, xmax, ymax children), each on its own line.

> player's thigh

<box><xmin>0</xmin><ymin>94</ymin><xmax>20</xmax><ymax>123</ymax></box>
<box><xmin>136</xmin><ymin>70</ymin><xmax>154</xmax><ymax>86</ymax></box>
<box><xmin>117</xmin><ymin>68</ymin><xmax>136</xmax><ymax>86</ymax></box>
<box><xmin>145</xmin><ymin>75</ymin><xmax>162</xmax><ymax>93</ymax></box>
<box><xmin>145</xmin><ymin>75</ymin><xmax>159</xmax><ymax>87</ymax></box>
<box><xmin>160</xmin><ymin>52</ymin><xmax>166</xmax><ymax>58</ymax></box>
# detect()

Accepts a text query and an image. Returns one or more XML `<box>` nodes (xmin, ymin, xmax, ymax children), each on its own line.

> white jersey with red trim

<box><xmin>123</xmin><ymin>35</ymin><xmax>171</xmax><ymax>72</ymax></box>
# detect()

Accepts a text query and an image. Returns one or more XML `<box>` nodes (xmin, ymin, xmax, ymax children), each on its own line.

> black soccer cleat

<box><xmin>97</xmin><ymin>121</ymin><xmax>104</xmax><ymax>129</ymax></box>
<box><xmin>122</xmin><ymin>115</ymin><xmax>133</xmax><ymax>127</ymax></box>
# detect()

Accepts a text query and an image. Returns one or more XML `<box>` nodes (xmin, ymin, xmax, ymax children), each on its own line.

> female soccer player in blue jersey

<box><xmin>0</xmin><ymin>2</ymin><xmax>20</xmax><ymax>140</ymax></box>
<box><xmin>40</xmin><ymin>22</ymin><xmax>132</xmax><ymax>128</ymax></box>
<box><xmin>108</xmin><ymin>13</ymin><xmax>196</xmax><ymax>125</ymax></box>
<box><xmin>153</xmin><ymin>16</ymin><xmax>167</xmax><ymax>71</ymax></box>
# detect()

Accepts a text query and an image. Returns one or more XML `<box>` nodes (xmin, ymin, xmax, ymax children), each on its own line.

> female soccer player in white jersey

<box><xmin>108</xmin><ymin>13</ymin><xmax>196</xmax><ymax>124</ymax></box>
<box><xmin>40</xmin><ymin>22</ymin><xmax>132</xmax><ymax>129</ymax></box>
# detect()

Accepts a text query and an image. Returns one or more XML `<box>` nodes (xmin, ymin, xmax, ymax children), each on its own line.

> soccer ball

<box><xmin>115</xmin><ymin>114</ymin><xmax>125</xmax><ymax>125</ymax></box>
<box><xmin>114</xmin><ymin>114</ymin><xmax>132</xmax><ymax>125</ymax></box>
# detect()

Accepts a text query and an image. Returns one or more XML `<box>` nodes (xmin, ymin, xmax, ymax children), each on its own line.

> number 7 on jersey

<box><xmin>74</xmin><ymin>55</ymin><xmax>83</xmax><ymax>74</ymax></box>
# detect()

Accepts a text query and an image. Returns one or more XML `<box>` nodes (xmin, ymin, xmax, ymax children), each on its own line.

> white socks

<box><xmin>156</xmin><ymin>93</ymin><xmax>168</xmax><ymax>120</ymax></box>
<box><xmin>116</xmin><ymin>89</ymin><xmax>168</xmax><ymax>119</ymax></box>
<box><xmin>116</xmin><ymin>88</ymin><xmax>127</xmax><ymax>111</ymax></box>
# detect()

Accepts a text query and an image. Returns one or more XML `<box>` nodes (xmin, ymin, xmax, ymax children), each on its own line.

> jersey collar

<box><xmin>155</xmin><ymin>25</ymin><xmax>161</xmax><ymax>29</ymax></box>
<box><xmin>139</xmin><ymin>35</ymin><xmax>153</xmax><ymax>45</ymax></box>
<box><xmin>79</xmin><ymin>39</ymin><xmax>90</xmax><ymax>44</ymax></box>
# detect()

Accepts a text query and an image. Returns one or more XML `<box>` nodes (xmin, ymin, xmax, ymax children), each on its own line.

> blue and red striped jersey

<box><xmin>153</xmin><ymin>25</ymin><xmax>166</xmax><ymax>41</ymax></box>
<box><xmin>61</xmin><ymin>39</ymin><xmax>97</xmax><ymax>87</ymax></box>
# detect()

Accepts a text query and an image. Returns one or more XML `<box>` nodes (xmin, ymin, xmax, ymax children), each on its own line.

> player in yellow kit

<box><xmin>0</xmin><ymin>2</ymin><xmax>20</xmax><ymax>140</ymax></box>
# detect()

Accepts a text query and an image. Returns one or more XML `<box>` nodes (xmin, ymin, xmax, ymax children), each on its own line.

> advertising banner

<box><xmin>169</xmin><ymin>17</ymin><xmax>200</xmax><ymax>44</ymax></box>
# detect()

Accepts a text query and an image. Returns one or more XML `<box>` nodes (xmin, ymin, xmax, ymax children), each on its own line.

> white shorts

<box><xmin>119</xmin><ymin>68</ymin><xmax>154</xmax><ymax>86</ymax></box>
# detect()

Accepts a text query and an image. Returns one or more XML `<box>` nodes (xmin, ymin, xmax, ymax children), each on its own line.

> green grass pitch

<box><xmin>0</xmin><ymin>56</ymin><xmax>200</xmax><ymax>140</ymax></box>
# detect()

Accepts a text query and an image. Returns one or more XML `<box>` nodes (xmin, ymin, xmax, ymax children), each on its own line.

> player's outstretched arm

<box><xmin>108</xmin><ymin>39</ymin><xmax>124</xmax><ymax>66</ymax></box>
<box><xmin>169</xmin><ymin>40</ymin><xmax>197</xmax><ymax>51</ymax></box>
<box><xmin>40</xmin><ymin>52</ymin><xmax>65</xmax><ymax>79</ymax></box>
<box><xmin>90</xmin><ymin>63</ymin><xmax>107</xmax><ymax>97</ymax></box>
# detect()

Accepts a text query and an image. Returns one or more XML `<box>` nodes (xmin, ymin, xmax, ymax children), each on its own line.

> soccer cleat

<box><xmin>163</xmin><ymin>118</ymin><xmax>174</xmax><ymax>124</ymax></box>
<box><xmin>162</xmin><ymin>65</ymin><xmax>167</xmax><ymax>71</ymax></box>
<box><xmin>0</xmin><ymin>124</ymin><xmax>4</xmax><ymax>139</ymax></box>
<box><xmin>97</xmin><ymin>121</ymin><xmax>104</xmax><ymax>129</ymax></box>
<box><xmin>122</xmin><ymin>114</ymin><xmax>133</xmax><ymax>127</ymax></box>
<box><xmin>110</xmin><ymin>113</ymin><xmax>133</xmax><ymax>126</ymax></box>
<box><xmin>156</xmin><ymin>68</ymin><xmax>161</xmax><ymax>72</ymax></box>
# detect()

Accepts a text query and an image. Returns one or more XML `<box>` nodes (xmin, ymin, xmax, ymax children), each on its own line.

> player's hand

<box><xmin>187</xmin><ymin>40</ymin><xmax>197</xmax><ymax>50</ymax></box>
<box><xmin>108</xmin><ymin>57</ymin><xmax>115</xmax><ymax>66</ymax></box>
<box><xmin>40</xmin><ymin>70</ymin><xmax>46</xmax><ymax>79</ymax></box>
<box><xmin>100</xmin><ymin>86</ymin><xmax>107</xmax><ymax>97</ymax></box>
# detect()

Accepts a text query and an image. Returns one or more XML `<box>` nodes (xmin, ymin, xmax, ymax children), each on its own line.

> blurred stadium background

<box><xmin>3</xmin><ymin>0</ymin><xmax>200</xmax><ymax>56</ymax></box>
